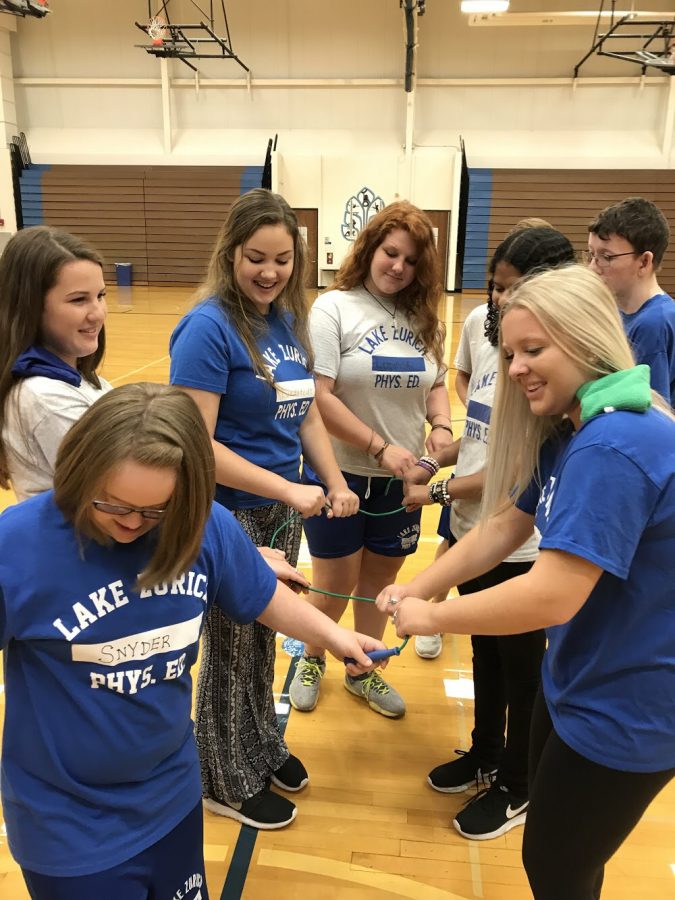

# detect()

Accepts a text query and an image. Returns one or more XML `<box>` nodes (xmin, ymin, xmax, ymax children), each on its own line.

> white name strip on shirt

<box><xmin>71</xmin><ymin>612</ymin><xmax>203</xmax><ymax>666</ymax></box>
<box><xmin>274</xmin><ymin>378</ymin><xmax>316</xmax><ymax>402</ymax></box>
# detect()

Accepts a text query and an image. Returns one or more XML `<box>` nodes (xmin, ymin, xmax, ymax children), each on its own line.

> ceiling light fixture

<box><xmin>461</xmin><ymin>1</ymin><xmax>509</xmax><ymax>12</ymax></box>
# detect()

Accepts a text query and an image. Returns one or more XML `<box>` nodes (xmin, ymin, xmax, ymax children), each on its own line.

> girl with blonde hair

<box><xmin>378</xmin><ymin>265</ymin><xmax>675</xmax><ymax>898</ymax></box>
<box><xmin>403</xmin><ymin>227</ymin><xmax>575</xmax><ymax>842</ymax></box>
<box><xmin>0</xmin><ymin>382</ymin><xmax>382</xmax><ymax>899</ymax></box>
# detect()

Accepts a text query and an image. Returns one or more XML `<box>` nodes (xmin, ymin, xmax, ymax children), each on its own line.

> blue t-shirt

<box><xmin>517</xmin><ymin>409</ymin><xmax>675</xmax><ymax>772</ymax></box>
<box><xmin>621</xmin><ymin>292</ymin><xmax>675</xmax><ymax>407</ymax></box>
<box><xmin>0</xmin><ymin>492</ymin><xmax>277</xmax><ymax>877</ymax></box>
<box><xmin>169</xmin><ymin>299</ymin><xmax>315</xmax><ymax>509</ymax></box>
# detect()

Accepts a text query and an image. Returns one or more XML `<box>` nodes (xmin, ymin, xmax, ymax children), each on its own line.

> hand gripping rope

<box><xmin>269</xmin><ymin>481</ymin><xmax>410</xmax><ymax>666</ymax></box>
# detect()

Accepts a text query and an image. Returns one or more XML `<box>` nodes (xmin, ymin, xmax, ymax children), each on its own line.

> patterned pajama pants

<box><xmin>194</xmin><ymin>502</ymin><xmax>302</xmax><ymax>804</ymax></box>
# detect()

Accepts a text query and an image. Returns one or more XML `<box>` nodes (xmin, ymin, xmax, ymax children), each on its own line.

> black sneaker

<box><xmin>203</xmin><ymin>787</ymin><xmax>296</xmax><ymax>830</ymax></box>
<box><xmin>270</xmin><ymin>754</ymin><xmax>309</xmax><ymax>792</ymax></box>
<box><xmin>453</xmin><ymin>781</ymin><xmax>528</xmax><ymax>841</ymax></box>
<box><xmin>427</xmin><ymin>749</ymin><xmax>498</xmax><ymax>793</ymax></box>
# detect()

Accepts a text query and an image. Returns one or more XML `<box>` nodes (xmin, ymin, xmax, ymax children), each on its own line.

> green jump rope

<box><xmin>270</xmin><ymin>481</ymin><xmax>410</xmax><ymax>664</ymax></box>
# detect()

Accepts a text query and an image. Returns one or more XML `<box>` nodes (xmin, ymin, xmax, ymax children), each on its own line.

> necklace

<box><xmin>362</xmin><ymin>282</ymin><xmax>398</xmax><ymax>326</ymax></box>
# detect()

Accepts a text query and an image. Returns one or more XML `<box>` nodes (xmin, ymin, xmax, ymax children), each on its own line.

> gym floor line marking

<box><xmin>219</xmin><ymin>657</ymin><xmax>299</xmax><ymax>900</ymax></box>
<box><xmin>256</xmin><ymin>848</ymin><xmax>470</xmax><ymax>899</ymax></box>
<box><xmin>109</xmin><ymin>355</ymin><xmax>170</xmax><ymax>384</ymax></box>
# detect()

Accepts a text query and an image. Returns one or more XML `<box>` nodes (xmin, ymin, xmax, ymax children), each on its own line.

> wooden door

<box><xmin>293</xmin><ymin>208</ymin><xmax>319</xmax><ymax>288</ymax></box>
<box><xmin>424</xmin><ymin>209</ymin><xmax>450</xmax><ymax>291</ymax></box>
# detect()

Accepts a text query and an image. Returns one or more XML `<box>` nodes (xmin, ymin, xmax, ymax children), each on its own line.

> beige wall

<box><xmin>4</xmin><ymin>1</ymin><xmax>675</xmax><ymax>269</ymax></box>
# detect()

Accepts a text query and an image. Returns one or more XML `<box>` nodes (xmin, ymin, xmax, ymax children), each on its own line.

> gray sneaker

<box><xmin>289</xmin><ymin>655</ymin><xmax>326</xmax><ymax>711</ymax></box>
<box><xmin>344</xmin><ymin>671</ymin><xmax>406</xmax><ymax>718</ymax></box>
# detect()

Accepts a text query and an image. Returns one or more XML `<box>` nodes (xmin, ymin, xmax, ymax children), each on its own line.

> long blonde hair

<box><xmin>482</xmin><ymin>265</ymin><xmax>673</xmax><ymax>519</ymax></box>
<box><xmin>197</xmin><ymin>189</ymin><xmax>312</xmax><ymax>383</ymax></box>
<box><xmin>54</xmin><ymin>383</ymin><xmax>215</xmax><ymax>589</ymax></box>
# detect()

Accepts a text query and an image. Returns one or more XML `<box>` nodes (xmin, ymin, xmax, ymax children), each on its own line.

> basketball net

<box><xmin>147</xmin><ymin>16</ymin><xmax>168</xmax><ymax>47</ymax></box>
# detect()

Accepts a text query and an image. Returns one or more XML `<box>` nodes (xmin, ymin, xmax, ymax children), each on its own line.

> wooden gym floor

<box><xmin>0</xmin><ymin>286</ymin><xmax>673</xmax><ymax>899</ymax></box>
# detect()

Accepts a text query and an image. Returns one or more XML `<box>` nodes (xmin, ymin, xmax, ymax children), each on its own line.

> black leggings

<box><xmin>523</xmin><ymin>690</ymin><xmax>675</xmax><ymax>899</ymax></box>
<box><xmin>456</xmin><ymin>553</ymin><xmax>545</xmax><ymax>796</ymax></box>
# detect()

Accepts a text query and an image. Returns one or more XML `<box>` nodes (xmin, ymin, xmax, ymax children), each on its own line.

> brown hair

<box><xmin>196</xmin><ymin>189</ymin><xmax>312</xmax><ymax>383</ymax></box>
<box><xmin>54</xmin><ymin>383</ymin><xmax>215</xmax><ymax>589</ymax></box>
<box><xmin>332</xmin><ymin>201</ymin><xmax>445</xmax><ymax>367</ymax></box>
<box><xmin>0</xmin><ymin>226</ymin><xmax>105</xmax><ymax>488</ymax></box>
<box><xmin>589</xmin><ymin>197</ymin><xmax>670</xmax><ymax>268</ymax></box>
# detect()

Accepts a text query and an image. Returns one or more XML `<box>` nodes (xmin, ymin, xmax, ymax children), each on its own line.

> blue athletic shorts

<box><xmin>301</xmin><ymin>465</ymin><xmax>422</xmax><ymax>558</ymax></box>
<box><xmin>437</xmin><ymin>505</ymin><xmax>451</xmax><ymax>540</ymax></box>
<box><xmin>22</xmin><ymin>802</ymin><xmax>208</xmax><ymax>900</ymax></box>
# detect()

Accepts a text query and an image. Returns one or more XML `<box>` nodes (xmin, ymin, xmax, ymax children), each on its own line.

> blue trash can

<box><xmin>115</xmin><ymin>262</ymin><xmax>133</xmax><ymax>287</ymax></box>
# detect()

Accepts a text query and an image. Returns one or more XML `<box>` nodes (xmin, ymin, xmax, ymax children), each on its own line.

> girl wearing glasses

<box><xmin>0</xmin><ymin>226</ymin><xmax>110</xmax><ymax>502</ymax></box>
<box><xmin>0</xmin><ymin>382</ymin><xmax>382</xmax><ymax>900</ymax></box>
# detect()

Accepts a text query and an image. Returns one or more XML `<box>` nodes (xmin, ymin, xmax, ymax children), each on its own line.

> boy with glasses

<box><xmin>587</xmin><ymin>197</ymin><xmax>675</xmax><ymax>406</ymax></box>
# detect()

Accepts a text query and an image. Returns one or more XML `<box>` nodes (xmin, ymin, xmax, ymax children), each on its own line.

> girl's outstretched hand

<box><xmin>375</xmin><ymin>582</ymin><xmax>410</xmax><ymax>613</ymax></box>
<box><xmin>258</xmin><ymin>548</ymin><xmax>310</xmax><ymax>593</ymax></box>
<box><xmin>325</xmin><ymin>485</ymin><xmax>360</xmax><ymax>518</ymax></box>
<box><xmin>327</xmin><ymin>628</ymin><xmax>388</xmax><ymax>677</ymax></box>
<box><xmin>402</xmin><ymin>483</ymin><xmax>431</xmax><ymax>512</ymax></box>
<box><xmin>387</xmin><ymin>596</ymin><xmax>439</xmax><ymax>639</ymax></box>
<box><xmin>284</xmin><ymin>483</ymin><xmax>327</xmax><ymax>518</ymax></box>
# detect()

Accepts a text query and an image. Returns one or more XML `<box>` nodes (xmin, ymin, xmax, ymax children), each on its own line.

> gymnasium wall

<box><xmin>20</xmin><ymin>164</ymin><xmax>263</xmax><ymax>284</ymax></box>
<box><xmin>462</xmin><ymin>168</ymin><xmax>675</xmax><ymax>295</ymax></box>
<box><xmin>2</xmin><ymin>0</ymin><xmax>675</xmax><ymax>291</ymax></box>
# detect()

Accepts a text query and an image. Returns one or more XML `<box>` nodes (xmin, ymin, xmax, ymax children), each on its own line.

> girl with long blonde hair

<box><xmin>377</xmin><ymin>265</ymin><xmax>675</xmax><ymax>898</ymax></box>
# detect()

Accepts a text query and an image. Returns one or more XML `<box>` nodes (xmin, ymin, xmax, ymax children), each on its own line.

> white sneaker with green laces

<box><xmin>344</xmin><ymin>671</ymin><xmax>406</xmax><ymax>718</ymax></box>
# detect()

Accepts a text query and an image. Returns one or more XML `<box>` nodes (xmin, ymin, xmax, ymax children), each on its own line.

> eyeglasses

<box><xmin>584</xmin><ymin>250</ymin><xmax>637</xmax><ymax>268</ymax></box>
<box><xmin>91</xmin><ymin>500</ymin><xmax>167</xmax><ymax>520</ymax></box>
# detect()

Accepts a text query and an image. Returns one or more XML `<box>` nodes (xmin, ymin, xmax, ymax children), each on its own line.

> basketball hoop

<box><xmin>147</xmin><ymin>15</ymin><xmax>167</xmax><ymax>46</ymax></box>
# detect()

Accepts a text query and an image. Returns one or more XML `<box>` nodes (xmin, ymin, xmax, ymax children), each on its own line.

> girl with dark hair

<box><xmin>0</xmin><ymin>226</ymin><xmax>109</xmax><ymax>500</ymax></box>
<box><xmin>0</xmin><ymin>382</ymin><xmax>382</xmax><ymax>899</ymax></box>
<box><xmin>169</xmin><ymin>189</ymin><xmax>358</xmax><ymax>829</ymax></box>
<box><xmin>288</xmin><ymin>200</ymin><xmax>452</xmax><ymax>719</ymax></box>
<box><xmin>403</xmin><ymin>226</ymin><xmax>576</xmax><ymax>841</ymax></box>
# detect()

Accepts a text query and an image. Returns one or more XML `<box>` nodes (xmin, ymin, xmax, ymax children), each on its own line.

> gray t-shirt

<box><xmin>455</xmin><ymin>303</ymin><xmax>488</xmax><ymax>375</ymax></box>
<box><xmin>3</xmin><ymin>375</ymin><xmax>112</xmax><ymax>501</ymax></box>
<box><xmin>310</xmin><ymin>286</ymin><xmax>446</xmax><ymax>476</ymax></box>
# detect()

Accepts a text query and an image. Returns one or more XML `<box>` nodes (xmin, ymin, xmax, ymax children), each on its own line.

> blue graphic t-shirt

<box><xmin>0</xmin><ymin>492</ymin><xmax>277</xmax><ymax>877</ymax></box>
<box><xmin>621</xmin><ymin>292</ymin><xmax>675</xmax><ymax>407</ymax></box>
<box><xmin>169</xmin><ymin>299</ymin><xmax>315</xmax><ymax>509</ymax></box>
<box><xmin>517</xmin><ymin>410</ymin><xmax>675</xmax><ymax>772</ymax></box>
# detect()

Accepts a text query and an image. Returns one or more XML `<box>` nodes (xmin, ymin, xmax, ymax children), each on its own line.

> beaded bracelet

<box><xmin>416</xmin><ymin>454</ymin><xmax>440</xmax><ymax>475</ymax></box>
<box><xmin>416</xmin><ymin>459</ymin><xmax>436</xmax><ymax>477</ymax></box>
<box><xmin>428</xmin><ymin>478</ymin><xmax>453</xmax><ymax>507</ymax></box>
<box><xmin>430</xmin><ymin>423</ymin><xmax>454</xmax><ymax>435</ymax></box>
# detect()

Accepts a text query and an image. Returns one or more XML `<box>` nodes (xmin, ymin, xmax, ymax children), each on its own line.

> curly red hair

<box><xmin>332</xmin><ymin>201</ymin><xmax>445</xmax><ymax>367</ymax></box>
